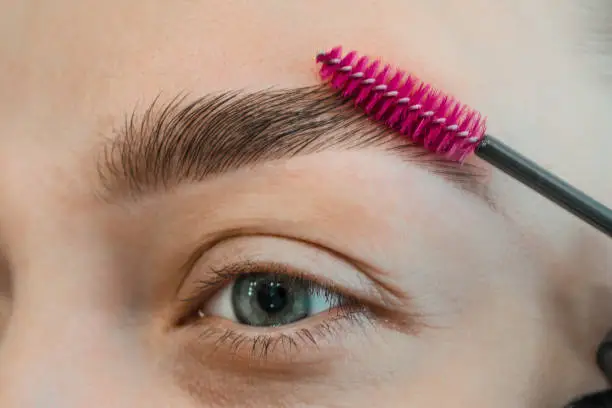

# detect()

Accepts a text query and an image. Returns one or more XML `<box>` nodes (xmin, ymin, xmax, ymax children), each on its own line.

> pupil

<box><xmin>256</xmin><ymin>281</ymin><xmax>289</xmax><ymax>314</ymax></box>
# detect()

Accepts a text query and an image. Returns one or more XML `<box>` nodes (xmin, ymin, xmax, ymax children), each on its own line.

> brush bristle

<box><xmin>316</xmin><ymin>46</ymin><xmax>486</xmax><ymax>162</ymax></box>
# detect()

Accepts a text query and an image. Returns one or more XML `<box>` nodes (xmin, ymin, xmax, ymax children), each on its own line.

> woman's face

<box><xmin>1</xmin><ymin>1</ymin><xmax>612</xmax><ymax>407</ymax></box>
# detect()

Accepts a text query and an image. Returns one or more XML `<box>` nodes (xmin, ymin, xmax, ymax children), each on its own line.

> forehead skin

<box><xmin>1</xmin><ymin>0</ymin><xmax>612</xmax><ymax>407</ymax></box>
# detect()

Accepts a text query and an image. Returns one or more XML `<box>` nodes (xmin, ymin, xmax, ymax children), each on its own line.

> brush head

<box><xmin>316</xmin><ymin>46</ymin><xmax>487</xmax><ymax>162</ymax></box>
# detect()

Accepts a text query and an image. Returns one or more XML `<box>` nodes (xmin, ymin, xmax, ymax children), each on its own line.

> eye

<box><xmin>176</xmin><ymin>261</ymin><xmax>372</xmax><ymax>361</ymax></box>
<box><xmin>201</xmin><ymin>271</ymin><xmax>348</xmax><ymax>327</ymax></box>
<box><xmin>172</xmin><ymin>236</ymin><xmax>404</xmax><ymax>362</ymax></box>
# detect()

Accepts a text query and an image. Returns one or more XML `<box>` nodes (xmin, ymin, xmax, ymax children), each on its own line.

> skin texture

<box><xmin>1</xmin><ymin>0</ymin><xmax>612</xmax><ymax>407</ymax></box>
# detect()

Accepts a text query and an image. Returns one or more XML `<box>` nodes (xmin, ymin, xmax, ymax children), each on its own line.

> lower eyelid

<box><xmin>184</xmin><ymin>306</ymin><xmax>376</xmax><ymax>364</ymax></box>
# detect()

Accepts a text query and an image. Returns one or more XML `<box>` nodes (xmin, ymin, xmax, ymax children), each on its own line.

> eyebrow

<box><xmin>98</xmin><ymin>85</ymin><xmax>492</xmax><ymax>203</ymax></box>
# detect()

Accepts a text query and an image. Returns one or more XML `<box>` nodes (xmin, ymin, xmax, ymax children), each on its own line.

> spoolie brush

<box><xmin>315</xmin><ymin>46</ymin><xmax>612</xmax><ymax>238</ymax></box>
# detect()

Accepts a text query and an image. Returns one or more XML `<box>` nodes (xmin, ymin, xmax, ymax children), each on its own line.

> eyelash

<box><xmin>176</xmin><ymin>261</ymin><xmax>376</xmax><ymax>361</ymax></box>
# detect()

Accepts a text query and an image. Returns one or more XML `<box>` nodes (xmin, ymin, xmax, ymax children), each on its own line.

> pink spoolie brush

<box><xmin>316</xmin><ymin>46</ymin><xmax>612</xmax><ymax>237</ymax></box>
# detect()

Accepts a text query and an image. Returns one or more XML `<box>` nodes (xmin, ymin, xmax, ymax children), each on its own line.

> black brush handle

<box><xmin>474</xmin><ymin>135</ymin><xmax>612</xmax><ymax>238</ymax></box>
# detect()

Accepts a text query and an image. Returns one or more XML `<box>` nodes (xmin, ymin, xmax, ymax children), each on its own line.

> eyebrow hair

<box><xmin>98</xmin><ymin>85</ymin><xmax>492</xmax><ymax>203</ymax></box>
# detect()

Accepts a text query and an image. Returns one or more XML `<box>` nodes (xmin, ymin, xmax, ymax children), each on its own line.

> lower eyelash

<box><xmin>194</xmin><ymin>306</ymin><xmax>375</xmax><ymax>361</ymax></box>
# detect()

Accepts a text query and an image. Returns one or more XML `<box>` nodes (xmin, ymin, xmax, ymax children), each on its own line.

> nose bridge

<box><xmin>0</xmin><ymin>237</ymin><xmax>149</xmax><ymax>407</ymax></box>
<box><xmin>0</xmin><ymin>307</ymin><xmax>138</xmax><ymax>407</ymax></box>
<box><xmin>0</xmin><ymin>211</ymin><xmax>154</xmax><ymax>407</ymax></box>
<box><xmin>0</xmin><ymin>239</ymin><xmax>193</xmax><ymax>407</ymax></box>
<box><xmin>0</xmin><ymin>148</ymin><xmax>196</xmax><ymax>407</ymax></box>
<box><xmin>0</xmin><ymin>303</ymin><xmax>192</xmax><ymax>408</ymax></box>
<box><xmin>0</xmin><ymin>334</ymin><xmax>195</xmax><ymax>407</ymax></box>
<box><xmin>0</xmin><ymin>258</ymin><xmax>175</xmax><ymax>408</ymax></box>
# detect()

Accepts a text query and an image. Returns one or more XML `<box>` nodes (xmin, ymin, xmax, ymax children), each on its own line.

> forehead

<box><xmin>0</xmin><ymin>1</ymin><xmax>530</xmax><ymax>146</ymax></box>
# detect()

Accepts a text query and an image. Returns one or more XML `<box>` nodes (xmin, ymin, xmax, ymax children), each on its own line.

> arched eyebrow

<box><xmin>97</xmin><ymin>85</ymin><xmax>493</xmax><ymax>205</ymax></box>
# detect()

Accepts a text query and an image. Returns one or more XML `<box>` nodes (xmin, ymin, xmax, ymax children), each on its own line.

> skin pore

<box><xmin>1</xmin><ymin>0</ymin><xmax>612</xmax><ymax>407</ymax></box>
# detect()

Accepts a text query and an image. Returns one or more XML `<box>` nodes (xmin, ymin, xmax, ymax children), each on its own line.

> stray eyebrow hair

<box><xmin>98</xmin><ymin>85</ymin><xmax>492</xmax><ymax>203</ymax></box>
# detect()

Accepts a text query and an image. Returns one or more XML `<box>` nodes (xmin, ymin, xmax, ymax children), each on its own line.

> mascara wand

<box><xmin>316</xmin><ymin>47</ymin><xmax>612</xmax><ymax>237</ymax></box>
